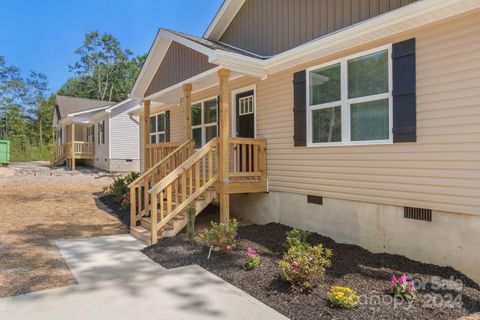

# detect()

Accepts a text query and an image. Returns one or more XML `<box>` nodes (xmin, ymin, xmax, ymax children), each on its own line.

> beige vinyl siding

<box><xmin>189</xmin><ymin>11</ymin><xmax>480</xmax><ymax>216</ymax></box>
<box><xmin>253</xmin><ymin>11</ymin><xmax>480</xmax><ymax>216</ymax></box>
<box><xmin>141</xmin><ymin>11</ymin><xmax>480</xmax><ymax>215</ymax></box>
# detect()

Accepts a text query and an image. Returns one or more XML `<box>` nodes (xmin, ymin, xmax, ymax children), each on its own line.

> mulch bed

<box><xmin>143</xmin><ymin>223</ymin><xmax>480</xmax><ymax>320</ymax></box>
<box><xmin>97</xmin><ymin>195</ymin><xmax>130</xmax><ymax>226</ymax></box>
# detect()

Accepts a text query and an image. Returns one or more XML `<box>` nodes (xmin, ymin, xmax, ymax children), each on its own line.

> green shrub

<box><xmin>186</xmin><ymin>205</ymin><xmax>196</xmax><ymax>241</ymax></box>
<box><xmin>286</xmin><ymin>229</ymin><xmax>310</xmax><ymax>248</ymax></box>
<box><xmin>244</xmin><ymin>255</ymin><xmax>261</xmax><ymax>271</ymax></box>
<box><xmin>279</xmin><ymin>229</ymin><xmax>333</xmax><ymax>292</ymax></box>
<box><xmin>200</xmin><ymin>219</ymin><xmax>238</xmax><ymax>252</ymax></box>
<box><xmin>326</xmin><ymin>286</ymin><xmax>360</xmax><ymax>309</ymax></box>
<box><xmin>104</xmin><ymin>171</ymin><xmax>140</xmax><ymax>207</ymax></box>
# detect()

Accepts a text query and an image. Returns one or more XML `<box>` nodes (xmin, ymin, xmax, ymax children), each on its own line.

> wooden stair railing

<box><xmin>129</xmin><ymin>140</ymin><xmax>194</xmax><ymax>228</ymax></box>
<box><xmin>133</xmin><ymin>138</ymin><xmax>218</xmax><ymax>245</ymax></box>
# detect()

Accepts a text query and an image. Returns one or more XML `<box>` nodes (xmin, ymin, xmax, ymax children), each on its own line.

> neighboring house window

<box><xmin>307</xmin><ymin>45</ymin><xmax>392</xmax><ymax>146</ymax></box>
<box><xmin>149</xmin><ymin>112</ymin><xmax>166</xmax><ymax>144</ymax></box>
<box><xmin>191</xmin><ymin>97</ymin><xmax>218</xmax><ymax>148</ymax></box>
<box><xmin>98</xmin><ymin>121</ymin><xmax>105</xmax><ymax>145</ymax></box>
<box><xmin>86</xmin><ymin>125</ymin><xmax>95</xmax><ymax>143</ymax></box>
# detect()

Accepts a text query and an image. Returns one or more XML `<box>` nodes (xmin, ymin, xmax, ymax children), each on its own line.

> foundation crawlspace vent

<box><xmin>404</xmin><ymin>207</ymin><xmax>432</xmax><ymax>222</ymax></box>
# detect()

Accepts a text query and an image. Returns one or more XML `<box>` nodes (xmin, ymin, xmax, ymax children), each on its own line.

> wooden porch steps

<box><xmin>131</xmin><ymin>189</ymin><xmax>217</xmax><ymax>245</ymax></box>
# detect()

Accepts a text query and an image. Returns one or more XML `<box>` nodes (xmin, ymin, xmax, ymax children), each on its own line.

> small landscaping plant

<box><xmin>326</xmin><ymin>286</ymin><xmax>360</xmax><ymax>309</ymax></box>
<box><xmin>286</xmin><ymin>229</ymin><xmax>310</xmax><ymax>248</ymax></box>
<box><xmin>279</xmin><ymin>228</ymin><xmax>333</xmax><ymax>292</ymax></box>
<box><xmin>104</xmin><ymin>171</ymin><xmax>140</xmax><ymax>207</ymax></box>
<box><xmin>186</xmin><ymin>205</ymin><xmax>196</xmax><ymax>241</ymax></box>
<box><xmin>200</xmin><ymin>219</ymin><xmax>238</xmax><ymax>252</ymax></box>
<box><xmin>390</xmin><ymin>274</ymin><xmax>416</xmax><ymax>300</ymax></box>
<box><xmin>243</xmin><ymin>247</ymin><xmax>261</xmax><ymax>271</ymax></box>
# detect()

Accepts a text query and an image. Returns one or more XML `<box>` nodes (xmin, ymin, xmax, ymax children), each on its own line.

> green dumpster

<box><xmin>0</xmin><ymin>140</ymin><xmax>10</xmax><ymax>165</ymax></box>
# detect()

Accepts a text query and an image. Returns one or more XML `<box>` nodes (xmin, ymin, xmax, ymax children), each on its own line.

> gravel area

<box><xmin>0</xmin><ymin>162</ymin><xmax>127</xmax><ymax>297</ymax></box>
<box><xmin>144</xmin><ymin>223</ymin><xmax>480</xmax><ymax>320</ymax></box>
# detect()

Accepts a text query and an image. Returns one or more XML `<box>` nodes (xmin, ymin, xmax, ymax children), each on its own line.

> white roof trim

<box><xmin>66</xmin><ymin>105</ymin><xmax>111</xmax><ymax>117</ymax></box>
<box><xmin>204</xmin><ymin>0</ymin><xmax>246</xmax><ymax>40</ymax></box>
<box><xmin>104</xmin><ymin>98</ymin><xmax>141</xmax><ymax>113</ymax></box>
<box><xmin>130</xmin><ymin>29</ymin><xmax>217</xmax><ymax>99</ymax></box>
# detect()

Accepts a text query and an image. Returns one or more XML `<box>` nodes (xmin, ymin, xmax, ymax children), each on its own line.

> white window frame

<box><xmin>238</xmin><ymin>95</ymin><xmax>254</xmax><ymax>115</ymax></box>
<box><xmin>306</xmin><ymin>44</ymin><xmax>393</xmax><ymax>147</ymax></box>
<box><xmin>192</xmin><ymin>96</ymin><xmax>218</xmax><ymax>148</ymax></box>
<box><xmin>149</xmin><ymin>112</ymin><xmax>166</xmax><ymax>144</ymax></box>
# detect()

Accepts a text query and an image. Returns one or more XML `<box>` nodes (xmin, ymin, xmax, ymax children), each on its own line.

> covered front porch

<box><xmin>130</xmin><ymin>67</ymin><xmax>267</xmax><ymax>244</ymax></box>
<box><xmin>52</xmin><ymin>122</ymin><xmax>95</xmax><ymax>170</ymax></box>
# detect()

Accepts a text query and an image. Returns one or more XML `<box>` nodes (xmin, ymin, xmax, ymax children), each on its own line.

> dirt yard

<box><xmin>0</xmin><ymin>162</ymin><xmax>127</xmax><ymax>297</ymax></box>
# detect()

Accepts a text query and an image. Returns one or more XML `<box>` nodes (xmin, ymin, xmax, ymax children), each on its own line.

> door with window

<box><xmin>235</xmin><ymin>90</ymin><xmax>255</xmax><ymax>138</ymax></box>
<box><xmin>235</xmin><ymin>90</ymin><xmax>255</xmax><ymax>172</ymax></box>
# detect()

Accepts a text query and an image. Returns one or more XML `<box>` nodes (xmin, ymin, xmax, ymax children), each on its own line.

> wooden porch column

<box><xmin>71</xmin><ymin>123</ymin><xmax>75</xmax><ymax>171</ymax></box>
<box><xmin>143</xmin><ymin>99</ymin><xmax>151</xmax><ymax>171</ymax></box>
<box><xmin>183</xmin><ymin>83</ymin><xmax>193</xmax><ymax>141</ymax></box>
<box><xmin>218</xmin><ymin>69</ymin><xmax>231</xmax><ymax>223</ymax></box>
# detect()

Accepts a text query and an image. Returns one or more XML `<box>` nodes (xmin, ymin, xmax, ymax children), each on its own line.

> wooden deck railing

<box><xmin>129</xmin><ymin>140</ymin><xmax>195</xmax><ymax>227</ymax></box>
<box><xmin>74</xmin><ymin>141</ymin><xmax>94</xmax><ymax>156</ymax></box>
<box><xmin>145</xmin><ymin>142</ymin><xmax>185</xmax><ymax>170</ymax></box>
<box><xmin>146</xmin><ymin>138</ymin><xmax>218</xmax><ymax>242</ymax></box>
<box><xmin>51</xmin><ymin>143</ymin><xmax>68</xmax><ymax>164</ymax></box>
<box><xmin>228</xmin><ymin>137</ymin><xmax>266</xmax><ymax>181</ymax></box>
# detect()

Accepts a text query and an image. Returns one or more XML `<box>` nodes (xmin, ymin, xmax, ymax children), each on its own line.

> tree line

<box><xmin>0</xmin><ymin>31</ymin><xmax>145</xmax><ymax>161</ymax></box>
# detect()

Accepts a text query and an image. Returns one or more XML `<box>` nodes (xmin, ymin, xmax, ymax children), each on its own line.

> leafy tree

<box><xmin>63</xmin><ymin>31</ymin><xmax>144</xmax><ymax>102</ymax></box>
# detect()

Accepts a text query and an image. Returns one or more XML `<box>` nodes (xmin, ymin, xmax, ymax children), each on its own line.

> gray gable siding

<box><xmin>219</xmin><ymin>0</ymin><xmax>418</xmax><ymax>56</ymax></box>
<box><xmin>145</xmin><ymin>41</ymin><xmax>216</xmax><ymax>97</ymax></box>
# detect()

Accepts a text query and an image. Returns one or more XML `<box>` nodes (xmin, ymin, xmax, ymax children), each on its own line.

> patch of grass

<box><xmin>10</xmin><ymin>145</ymin><xmax>51</xmax><ymax>162</ymax></box>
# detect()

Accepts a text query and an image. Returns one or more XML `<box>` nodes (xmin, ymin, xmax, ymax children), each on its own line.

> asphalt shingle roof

<box><xmin>53</xmin><ymin>95</ymin><xmax>114</xmax><ymax>126</ymax></box>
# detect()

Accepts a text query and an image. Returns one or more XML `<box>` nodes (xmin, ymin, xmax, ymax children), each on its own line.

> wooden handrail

<box><xmin>129</xmin><ymin>140</ymin><xmax>194</xmax><ymax>228</ymax></box>
<box><xmin>149</xmin><ymin>138</ymin><xmax>217</xmax><ymax>194</ymax></box>
<box><xmin>129</xmin><ymin>140</ymin><xmax>193</xmax><ymax>188</ymax></box>
<box><xmin>147</xmin><ymin>138</ymin><xmax>218</xmax><ymax>237</ymax></box>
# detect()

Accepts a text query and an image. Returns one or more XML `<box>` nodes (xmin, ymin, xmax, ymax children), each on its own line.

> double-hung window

<box><xmin>149</xmin><ymin>112</ymin><xmax>166</xmax><ymax>144</ymax></box>
<box><xmin>98</xmin><ymin>121</ymin><xmax>105</xmax><ymax>145</ymax></box>
<box><xmin>307</xmin><ymin>46</ymin><xmax>392</xmax><ymax>146</ymax></box>
<box><xmin>192</xmin><ymin>97</ymin><xmax>218</xmax><ymax>149</ymax></box>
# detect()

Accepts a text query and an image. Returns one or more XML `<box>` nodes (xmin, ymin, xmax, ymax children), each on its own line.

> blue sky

<box><xmin>0</xmin><ymin>0</ymin><xmax>223</xmax><ymax>94</ymax></box>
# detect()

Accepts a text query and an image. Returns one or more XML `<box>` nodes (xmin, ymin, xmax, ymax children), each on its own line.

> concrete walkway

<box><xmin>0</xmin><ymin>235</ymin><xmax>287</xmax><ymax>320</ymax></box>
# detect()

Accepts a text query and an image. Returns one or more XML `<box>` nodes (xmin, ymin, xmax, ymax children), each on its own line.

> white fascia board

<box><xmin>209</xmin><ymin>51</ymin><xmax>267</xmax><ymax>79</ymax></box>
<box><xmin>130</xmin><ymin>29</ymin><xmax>216</xmax><ymax>99</ymax></box>
<box><xmin>144</xmin><ymin>66</ymin><xmax>222</xmax><ymax>102</ymax></box>
<box><xmin>204</xmin><ymin>0</ymin><xmax>246</xmax><ymax>40</ymax></box>
<box><xmin>104</xmin><ymin>98</ymin><xmax>141</xmax><ymax>113</ymax></box>
<box><xmin>130</xmin><ymin>31</ymin><xmax>172</xmax><ymax>99</ymax></box>
<box><xmin>66</xmin><ymin>105</ymin><xmax>111</xmax><ymax>117</ymax></box>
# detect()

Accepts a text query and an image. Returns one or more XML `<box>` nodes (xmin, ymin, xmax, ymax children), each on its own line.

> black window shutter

<box><xmin>392</xmin><ymin>38</ymin><xmax>416</xmax><ymax>142</ymax></box>
<box><xmin>293</xmin><ymin>70</ymin><xmax>307</xmax><ymax>146</ymax></box>
<box><xmin>165</xmin><ymin>110</ymin><xmax>171</xmax><ymax>142</ymax></box>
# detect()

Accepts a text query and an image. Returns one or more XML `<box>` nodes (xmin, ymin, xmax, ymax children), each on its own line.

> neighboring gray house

<box><xmin>52</xmin><ymin>96</ymin><xmax>140</xmax><ymax>172</ymax></box>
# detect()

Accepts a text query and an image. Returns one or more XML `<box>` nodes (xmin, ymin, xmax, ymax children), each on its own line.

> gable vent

<box><xmin>404</xmin><ymin>207</ymin><xmax>432</xmax><ymax>222</ymax></box>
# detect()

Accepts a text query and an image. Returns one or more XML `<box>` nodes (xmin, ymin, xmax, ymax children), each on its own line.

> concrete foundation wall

<box><xmin>230</xmin><ymin>191</ymin><xmax>480</xmax><ymax>284</ymax></box>
<box><xmin>109</xmin><ymin>159</ymin><xmax>140</xmax><ymax>172</ymax></box>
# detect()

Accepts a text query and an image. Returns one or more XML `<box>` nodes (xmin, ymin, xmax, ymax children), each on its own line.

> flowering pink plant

<box><xmin>245</xmin><ymin>247</ymin><xmax>258</xmax><ymax>257</ymax></box>
<box><xmin>390</xmin><ymin>273</ymin><xmax>416</xmax><ymax>300</ymax></box>
<box><xmin>243</xmin><ymin>247</ymin><xmax>261</xmax><ymax>271</ymax></box>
